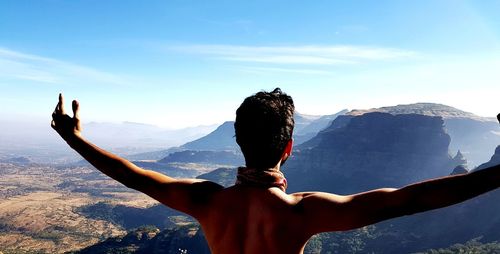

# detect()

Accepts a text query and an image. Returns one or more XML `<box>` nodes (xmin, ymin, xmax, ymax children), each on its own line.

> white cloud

<box><xmin>168</xmin><ymin>44</ymin><xmax>417</xmax><ymax>65</ymax></box>
<box><xmin>0</xmin><ymin>47</ymin><xmax>125</xmax><ymax>85</ymax></box>
<box><xmin>240</xmin><ymin>66</ymin><xmax>333</xmax><ymax>75</ymax></box>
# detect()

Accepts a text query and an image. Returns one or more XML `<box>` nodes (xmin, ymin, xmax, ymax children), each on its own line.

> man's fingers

<box><xmin>53</xmin><ymin>105</ymin><xmax>58</xmax><ymax>115</ymax></box>
<box><xmin>72</xmin><ymin>100</ymin><xmax>80</xmax><ymax>119</ymax></box>
<box><xmin>59</xmin><ymin>93</ymin><xmax>65</xmax><ymax>114</ymax></box>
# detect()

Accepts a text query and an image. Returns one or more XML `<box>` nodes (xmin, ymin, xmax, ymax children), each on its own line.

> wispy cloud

<box><xmin>0</xmin><ymin>47</ymin><xmax>125</xmax><ymax>85</ymax></box>
<box><xmin>168</xmin><ymin>44</ymin><xmax>418</xmax><ymax>65</ymax></box>
<box><xmin>240</xmin><ymin>66</ymin><xmax>334</xmax><ymax>75</ymax></box>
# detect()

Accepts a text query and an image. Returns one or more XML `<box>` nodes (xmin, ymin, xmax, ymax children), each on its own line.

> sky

<box><xmin>1</xmin><ymin>0</ymin><xmax>499</xmax><ymax>129</ymax></box>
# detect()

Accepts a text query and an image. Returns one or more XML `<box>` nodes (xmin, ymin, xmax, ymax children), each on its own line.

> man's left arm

<box><xmin>298</xmin><ymin>163</ymin><xmax>500</xmax><ymax>234</ymax></box>
<box><xmin>299</xmin><ymin>113</ymin><xmax>500</xmax><ymax>234</ymax></box>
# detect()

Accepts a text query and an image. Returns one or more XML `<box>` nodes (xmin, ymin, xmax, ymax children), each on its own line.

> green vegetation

<box><xmin>304</xmin><ymin>226</ymin><xmax>378</xmax><ymax>254</ymax></box>
<box><xmin>415</xmin><ymin>238</ymin><xmax>500</xmax><ymax>254</ymax></box>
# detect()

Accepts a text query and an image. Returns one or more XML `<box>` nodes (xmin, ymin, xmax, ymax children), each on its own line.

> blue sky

<box><xmin>1</xmin><ymin>0</ymin><xmax>499</xmax><ymax>128</ymax></box>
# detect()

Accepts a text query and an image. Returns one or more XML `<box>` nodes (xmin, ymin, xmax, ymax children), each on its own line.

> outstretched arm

<box><xmin>300</xmin><ymin>115</ymin><xmax>500</xmax><ymax>234</ymax></box>
<box><xmin>51</xmin><ymin>94</ymin><xmax>223</xmax><ymax>216</ymax></box>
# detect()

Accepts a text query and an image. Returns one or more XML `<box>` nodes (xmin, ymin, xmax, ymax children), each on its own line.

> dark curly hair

<box><xmin>235</xmin><ymin>88</ymin><xmax>295</xmax><ymax>169</ymax></box>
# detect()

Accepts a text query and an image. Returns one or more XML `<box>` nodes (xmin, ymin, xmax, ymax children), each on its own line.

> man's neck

<box><xmin>235</xmin><ymin>164</ymin><xmax>287</xmax><ymax>192</ymax></box>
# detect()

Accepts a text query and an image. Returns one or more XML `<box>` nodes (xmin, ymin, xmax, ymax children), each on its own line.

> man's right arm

<box><xmin>51</xmin><ymin>94</ymin><xmax>224</xmax><ymax>217</ymax></box>
<box><xmin>298</xmin><ymin>163</ymin><xmax>500</xmax><ymax>235</ymax></box>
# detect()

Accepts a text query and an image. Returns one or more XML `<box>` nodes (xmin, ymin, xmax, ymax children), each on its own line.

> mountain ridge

<box><xmin>348</xmin><ymin>102</ymin><xmax>495</xmax><ymax>121</ymax></box>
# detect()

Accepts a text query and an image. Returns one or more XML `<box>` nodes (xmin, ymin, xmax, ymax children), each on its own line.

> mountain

<box><xmin>181</xmin><ymin>121</ymin><xmax>238</xmax><ymax>151</ymax></box>
<box><xmin>285</xmin><ymin>112</ymin><xmax>457</xmax><ymax>194</ymax></box>
<box><xmin>348</xmin><ymin>102</ymin><xmax>489</xmax><ymax>120</ymax></box>
<box><xmin>347</xmin><ymin>103</ymin><xmax>499</xmax><ymax>167</ymax></box>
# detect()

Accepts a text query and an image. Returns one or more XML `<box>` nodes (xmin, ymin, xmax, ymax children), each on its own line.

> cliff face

<box><xmin>347</xmin><ymin>103</ymin><xmax>500</xmax><ymax>167</ymax></box>
<box><xmin>285</xmin><ymin>112</ymin><xmax>456</xmax><ymax>193</ymax></box>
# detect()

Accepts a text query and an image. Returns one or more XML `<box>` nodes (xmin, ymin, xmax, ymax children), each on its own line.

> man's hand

<box><xmin>51</xmin><ymin>93</ymin><xmax>82</xmax><ymax>143</ymax></box>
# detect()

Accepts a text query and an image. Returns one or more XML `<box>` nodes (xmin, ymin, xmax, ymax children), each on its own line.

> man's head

<box><xmin>235</xmin><ymin>88</ymin><xmax>295</xmax><ymax>169</ymax></box>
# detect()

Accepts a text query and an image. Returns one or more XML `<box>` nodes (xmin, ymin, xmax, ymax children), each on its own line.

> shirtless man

<box><xmin>51</xmin><ymin>89</ymin><xmax>500</xmax><ymax>254</ymax></box>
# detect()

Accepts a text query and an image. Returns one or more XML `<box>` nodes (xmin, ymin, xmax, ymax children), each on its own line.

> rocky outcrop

<box><xmin>285</xmin><ymin>112</ymin><xmax>457</xmax><ymax>194</ymax></box>
<box><xmin>451</xmin><ymin>150</ymin><xmax>467</xmax><ymax>167</ymax></box>
<box><xmin>346</xmin><ymin>103</ymin><xmax>499</xmax><ymax>167</ymax></box>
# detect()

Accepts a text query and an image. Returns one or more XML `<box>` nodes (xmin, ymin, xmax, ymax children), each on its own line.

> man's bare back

<box><xmin>199</xmin><ymin>186</ymin><xmax>309</xmax><ymax>254</ymax></box>
<box><xmin>51</xmin><ymin>91</ymin><xmax>500</xmax><ymax>254</ymax></box>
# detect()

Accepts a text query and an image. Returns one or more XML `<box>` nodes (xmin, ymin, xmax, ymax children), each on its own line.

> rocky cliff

<box><xmin>347</xmin><ymin>102</ymin><xmax>500</xmax><ymax>166</ymax></box>
<box><xmin>285</xmin><ymin>112</ymin><xmax>457</xmax><ymax>194</ymax></box>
